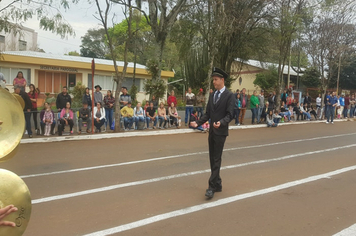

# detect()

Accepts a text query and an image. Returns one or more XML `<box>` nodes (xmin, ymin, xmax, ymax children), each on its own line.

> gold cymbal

<box><xmin>0</xmin><ymin>169</ymin><xmax>32</xmax><ymax>236</ymax></box>
<box><xmin>0</xmin><ymin>88</ymin><xmax>25</xmax><ymax>161</ymax></box>
<box><xmin>12</xmin><ymin>93</ymin><xmax>25</xmax><ymax>110</ymax></box>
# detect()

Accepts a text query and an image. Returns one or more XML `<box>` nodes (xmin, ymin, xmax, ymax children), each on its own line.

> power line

<box><xmin>38</xmin><ymin>35</ymin><xmax>81</xmax><ymax>47</ymax></box>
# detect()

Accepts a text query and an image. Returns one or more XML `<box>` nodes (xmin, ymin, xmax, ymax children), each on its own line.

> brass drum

<box><xmin>0</xmin><ymin>88</ymin><xmax>25</xmax><ymax>161</ymax></box>
<box><xmin>0</xmin><ymin>169</ymin><xmax>32</xmax><ymax>236</ymax></box>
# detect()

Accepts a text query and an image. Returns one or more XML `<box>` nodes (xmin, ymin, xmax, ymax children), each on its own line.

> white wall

<box><xmin>0</xmin><ymin>26</ymin><xmax>38</xmax><ymax>51</ymax></box>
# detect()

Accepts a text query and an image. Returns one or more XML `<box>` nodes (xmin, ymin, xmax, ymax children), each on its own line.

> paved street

<box><xmin>1</xmin><ymin>121</ymin><xmax>356</xmax><ymax>236</ymax></box>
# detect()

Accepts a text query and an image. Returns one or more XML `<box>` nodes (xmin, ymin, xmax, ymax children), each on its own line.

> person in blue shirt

<box><xmin>326</xmin><ymin>92</ymin><xmax>338</xmax><ymax>124</ymax></box>
<box><xmin>338</xmin><ymin>94</ymin><xmax>345</xmax><ymax>119</ymax></box>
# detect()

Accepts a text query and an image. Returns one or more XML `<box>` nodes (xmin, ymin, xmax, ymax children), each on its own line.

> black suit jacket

<box><xmin>197</xmin><ymin>89</ymin><xmax>234</xmax><ymax>136</ymax></box>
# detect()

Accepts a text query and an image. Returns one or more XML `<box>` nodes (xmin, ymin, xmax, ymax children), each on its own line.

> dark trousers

<box><xmin>251</xmin><ymin>108</ymin><xmax>258</xmax><ymax>124</ymax></box>
<box><xmin>60</xmin><ymin>119</ymin><xmax>74</xmax><ymax>131</ymax></box>
<box><xmin>31</xmin><ymin>109</ymin><xmax>38</xmax><ymax>130</ymax></box>
<box><xmin>343</xmin><ymin>108</ymin><xmax>348</xmax><ymax>118</ymax></box>
<box><xmin>94</xmin><ymin>119</ymin><xmax>105</xmax><ymax>130</ymax></box>
<box><xmin>327</xmin><ymin>106</ymin><xmax>335</xmax><ymax>122</ymax></box>
<box><xmin>234</xmin><ymin>109</ymin><xmax>240</xmax><ymax>124</ymax></box>
<box><xmin>105</xmin><ymin>108</ymin><xmax>113</xmax><ymax>129</ymax></box>
<box><xmin>24</xmin><ymin>112</ymin><xmax>32</xmax><ymax>135</ymax></box>
<box><xmin>208</xmin><ymin>132</ymin><xmax>226</xmax><ymax>191</ymax></box>
<box><xmin>197</xmin><ymin>107</ymin><xmax>204</xmax><ymax>118</ymax></box>
<box><xmin>185</xmin><ymin>106</ymin><xmax>194</xmax><ymax>124</ymax></box>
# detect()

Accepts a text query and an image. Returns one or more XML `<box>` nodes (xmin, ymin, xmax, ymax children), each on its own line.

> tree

<box><xmin>0</xmin><ymin>0</ymin><xmax>77</xmax><ymax>38</ymax></box>
<box><xmin>253</xmin><ymin>67</ymin><xmax>279</xmax><ymax>91</ymax></box>
<box><xmin>300</xmin><ymin>67</ymin><xmax>321</xmax><ymax>88</ymax></box>
<box><xmin>80</xmin><ymin>28</ymin><xmax>110</xmax><ymax>59</ymax></box>
<box><xmin>66</xmin><ymin>51</ymin><xmax>80</xmax><ymax>56</ymax></box>
<box><xmin>270</xmin><ymin>0</ymin><xmax>309</xmax><ymax>108</ymax></box>
<box><xmin>94</xmin><ymin>0</ymin><xmax>134</xmax><ymax>132</ymax></box>
<box><xmin>304</xmin><ymin>0</ymin><xmax>356</xmax><ymax>100</ymax></box>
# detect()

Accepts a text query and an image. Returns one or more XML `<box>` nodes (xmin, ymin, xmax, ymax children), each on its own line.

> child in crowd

<box><xmin>189</xmin><ymin>110</ymin><xmax>206</xmax><ymax>132</ymax></box>
<box><xmin>266</xmin><ymin>110</ymin><xmax>282</xmax><ymax>127</ymax></box>
<box><xmin>202</xmin><ymin>121</ymin><xmax>210</xmax><ymax>131</ymax></box>
<box><xmin>43</xmin><ymin>106</ymin><xmax>54</xmax><ymax>136</ymax></box>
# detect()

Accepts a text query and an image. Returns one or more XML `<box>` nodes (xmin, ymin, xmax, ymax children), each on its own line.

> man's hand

<box><xmin>213</xmin><ymin>121</ymin><xmax>221</xmax><ymax>129</ymax></box>
<box><xmin>190</xmin><ymin>121</ymin><xmax>198</xmax><ymax>128</ymax></box>
<box><xmin>0</xmin><ymin>205</ymin><xmax>18</xmax><ymax>227</ymax></box>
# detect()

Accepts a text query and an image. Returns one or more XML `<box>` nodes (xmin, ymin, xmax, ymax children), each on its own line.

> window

<box><xmin>0</xmin><ymin>35</ymin><xmax>4</xmax><ymax>43</ymax></box>
<box><xmin>88</xmin><ymin>74</ymin><xmax>142</xmax><ymax>91</ymax></box>
<box><xmin>19</xmin><ymin>40</ymin><xmax>27</xmax><ymax>51</ymax></box>
<box><xmin>0</xmin><ymin>67</ymin><xmax>30</xmax><ymax>85</ymax></box>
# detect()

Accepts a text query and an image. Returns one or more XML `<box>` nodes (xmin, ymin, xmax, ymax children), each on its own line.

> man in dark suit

<box><xmin>190</xmin><ymin>67</ymin><xmax>234</xmax><ymax>199</ymax></box>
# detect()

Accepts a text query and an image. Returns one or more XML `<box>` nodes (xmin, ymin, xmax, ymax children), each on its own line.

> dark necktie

<box><xmin>214</xmin><ymin>90</ymin><xmax>220</xmax><ymax>104</ymax></box>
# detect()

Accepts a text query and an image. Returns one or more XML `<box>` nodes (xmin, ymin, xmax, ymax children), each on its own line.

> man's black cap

<box><xmin>211</xmin><ymin>67</ymin><xmax>228</xmax><ymax>79</ymax></box>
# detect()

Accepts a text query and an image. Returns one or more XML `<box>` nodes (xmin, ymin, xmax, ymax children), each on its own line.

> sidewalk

<box><xmin>20</xmin><ymin>118</ymin><xmax>351</xmax><ymax>144</ymax></box>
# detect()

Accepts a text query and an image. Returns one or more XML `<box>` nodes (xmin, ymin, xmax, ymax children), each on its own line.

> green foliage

<box><xmin>44</xmin><ymin>92</ymin><xmax>56</xmax><ymax>105</ymax></box>
<box><xmin>66</xmin><ymin>51</ymin><xmax>80</xmax><ymax>56</ymax></box>
<box><xmin>129</xmin><ymin>84</ymin><xmax>138</xmax><ymax>105</ymax></box>
<box><xmin>0</xmin><ymin>0</ymin><xmax>77</xmax><ymax>38</ymax></box>
<box><xmin>80</xmin><ymin>28</ymin><xmax>109</xmax><ymax>59</ymax></box>
<box><xmin>69</xmin><ymin>82</ymin><xmax>86</xmax><ymax>109</ymax></box>
<box><xmin>301</xmin><ymin>67</ymin><xmax>321</xmax><ymax>88</ymax></box>
<box><xmin>253</xmin><ymin>67</ymin><xmax>279</xmax><ymax>91</ymax></box>
<box><xmin>329</xmin><ymin>56</ymin><xmax>356</xmax><ymax>89</ymax></box>
<box><xmin>144</xmin><ymin>79</ymin><xmax>167</xmax><ymax>101</ymax></box>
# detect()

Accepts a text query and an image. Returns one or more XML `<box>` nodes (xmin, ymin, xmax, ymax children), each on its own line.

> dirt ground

<box><xmin>1</xmin><ymin>121</ymin><xmax>356</xmax><ymax>236</ymax></box>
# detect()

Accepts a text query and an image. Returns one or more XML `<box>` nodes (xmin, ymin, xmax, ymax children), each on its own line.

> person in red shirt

<box><xmin>28</xmin><ymin>84</ymin><xmax>39</xmax><ymax>134</ymax></box>
<box><xmin>167</xmin><ymin>90</ymin><xmax>177</xmax><ymax>107</ymax></box>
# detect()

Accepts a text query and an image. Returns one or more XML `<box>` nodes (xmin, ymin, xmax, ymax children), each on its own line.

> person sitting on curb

<box><xmin>121</xmin><ymin>102</ymin><xmax>134</xmax><ymax>131</ymax></box>
<box><xmin>266</xmin><ymin>110</ymin><xmax>282</xmax><ymax>127</ymax></box>
<box><xmin>146</xmin><ymin>102</ymin><xmax>158</xmax><ymax>129</ymax></box>
<box><xmin>279</xmin><ymin>105</ymin><xmax>292</xmax><ymax>122</ymax></box>
<box><xmin>59</xmin><ymin>102</ymin><xmax>74</xmax><ymax>134</ymax></box>
<box><xmin>299</xmin><ymin>103</ymin><xmax>311</xmax><ymax>121</ymax></box>
<box><xmin>133</xmin><ymin>102</ymin><xmax>145</xmax><ymax>130</ymax></box>
<box><xmin>78</xmin><ymin>102</ymin><xmax>91</xmax><ymax>134</ymax></box>
<box><xmin>157</xmin><ymin>102</ymin><xmax>169</xmax><ymax>129</ymax></box>
<box><xmin>93</xmin><ymin>102</ymin><xmax>106</xmax><ymax>133</ymax></box>
<box><xmin>168</xmin><ymin>102</ymin><xmax>181</xmax><ymax>128</ymax></box>
<box><xmin>189</xmin><ymin>110</ymin><xmax>206</xmax><ymax>132</ymax></box>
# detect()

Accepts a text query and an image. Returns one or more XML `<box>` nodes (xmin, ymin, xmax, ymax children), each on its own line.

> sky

<box><xmin>12</xmin><ymin>1</ymin><xmax>146</xmax><ymax>55</ymax></box>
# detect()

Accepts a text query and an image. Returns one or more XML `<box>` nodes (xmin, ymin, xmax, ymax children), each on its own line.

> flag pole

<box><xmin>91</xmin><ymin>59</ymin><xmax>95</xmax><ymax>134</ymax></box>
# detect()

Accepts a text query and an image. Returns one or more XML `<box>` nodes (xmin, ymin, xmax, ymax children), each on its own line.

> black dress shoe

<box><xmin>205</xmin><ymin>189</ymin><xmax>214</xmax><ymax>198</ymax></box>
<box><xmin>215</xmin><ymin>188</ymin><xmax>222</xmax><ymax>192</ymax></box>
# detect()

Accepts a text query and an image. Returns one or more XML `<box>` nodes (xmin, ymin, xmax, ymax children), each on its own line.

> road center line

<box><xmin>21</xmin><ymin>132</ymin><xmax>356</xmax><ymax>179</ymax></box>
<box><xmin>333</xmin><ymin>224</ymin><xmax>356</xmax><ymax>236</ymax></box>
<box><xmin>83</xmin><ymin>165</ymin><xmax>356</xmax><ymax>236</ymax></box>
<box><xmin>31</xmin><ymin>143</ymin><xmax>356</xmax><ymax>205</ymax></box>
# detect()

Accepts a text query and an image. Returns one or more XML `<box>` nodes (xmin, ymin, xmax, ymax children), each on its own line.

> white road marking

<box><xmin>83</xmin><ymin>165</ymin><xmax>356</xmax><ymax>236</ymax></box>
<box><xmin>31</xmin><ymin>143</ymin><xmax>356</xmax><ymax>204</ymax></box>
<box><xmin>20</xmin><ymin>132</ymin><xmax>356</xmax><ymax>179</ymax></box>
<box><xmin>333</xmin><ymin>224</ymin><xmax>356</xmax><ymax>236</ymax></box>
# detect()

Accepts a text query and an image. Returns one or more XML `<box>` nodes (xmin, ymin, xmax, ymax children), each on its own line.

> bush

<box><xmin>70</xmin><ymin>82</ymin><xmax>86</xmax><ymax>108</ymax></box>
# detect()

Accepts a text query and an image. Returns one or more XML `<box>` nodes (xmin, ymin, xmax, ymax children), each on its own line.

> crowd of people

<box><xmin>2</xmin><ymin>69</ymin><xmax>355</xmax><ymax>137</ymax></box>
<box><xmin>232</xmin><ymin>88</ymin><xmax>356</xmax><ymax>128</ymax></box>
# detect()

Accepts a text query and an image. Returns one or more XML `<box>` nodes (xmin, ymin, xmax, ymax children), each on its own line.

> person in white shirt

<box><xmin>299</xmin><ymin>103</ymin><xmax>311</xmax><ymax>120</ymax></box>
<box><xmin>93</xmin><ymin>102</ymin><xmax>106</xmax><ymax>132</ymax></box>
<box><xmin>185</xmin><ymin>87</ymin><xmax>195</xmax><ymax>126</ymax></box>
<box><xmin>133</xmin><ymin>102</ymin><xmax>145</xmax><ymax>130</ymax></box>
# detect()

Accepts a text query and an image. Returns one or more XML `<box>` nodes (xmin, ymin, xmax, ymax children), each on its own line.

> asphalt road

<box><xmin>1</xmin><ymin>121</ymin><xmax>356</xmax><ymax>236</ymax></box>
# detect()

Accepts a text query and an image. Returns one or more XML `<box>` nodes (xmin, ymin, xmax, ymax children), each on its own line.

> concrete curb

<box><xmin>20</xmin><ymin>119</ymin><xmax>349</xmax><ymax>144</ymax></box>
